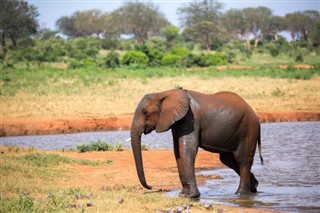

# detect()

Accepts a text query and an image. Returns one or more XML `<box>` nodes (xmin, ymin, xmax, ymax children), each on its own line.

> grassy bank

<box><xmin>0</xmin><ymin>146</ymin><xmax>275</xmax><ymax>213</ymax></box>
<box><xmin>1</xmin><ymin>65</ymin><xmax>319</xmax><ymax>118</ymax></box>
<box><xmin>0</xmin><ymin>147</ymin><xmax>191</xmax><ymax>212</ymax></box>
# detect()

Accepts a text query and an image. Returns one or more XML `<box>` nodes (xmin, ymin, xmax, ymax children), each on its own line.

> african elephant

<box><xmin>130</xmin><ymin>88</ymin><xmax>263</xmax><ymax>198</ymax></box>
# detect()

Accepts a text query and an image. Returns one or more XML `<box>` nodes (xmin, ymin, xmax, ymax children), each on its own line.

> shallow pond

<box><xmin>1</xmin><ymin>122</ymin><xmax>320</xmax><ymax>212</ymax></box>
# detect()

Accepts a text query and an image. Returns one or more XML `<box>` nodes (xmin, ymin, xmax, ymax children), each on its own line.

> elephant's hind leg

<box><xmin>220</xmin><ymin>152</ymin><xmax>240</xmax><ymax>175</ymax></box>
<box><xmin>250</xmin><ymin>173</ymin><xmax>259</xmax><ymax>193</ymax></box>
<box><xmin>220</xmin><ymin>153</ymin><xmax>248</xmax><ymax>193</ymax></box>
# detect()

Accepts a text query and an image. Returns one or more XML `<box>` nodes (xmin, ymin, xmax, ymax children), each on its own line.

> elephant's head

<box><xmin>130</xmin><ymin>89</ymin><xmax>189</xmax><ymax>189</ymax></box>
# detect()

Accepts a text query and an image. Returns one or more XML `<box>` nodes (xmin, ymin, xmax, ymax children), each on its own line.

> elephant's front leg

<box><xmin>173</xmin><ymin>132</ymin><xmax>200</xmax><ymax>198</ymax></box>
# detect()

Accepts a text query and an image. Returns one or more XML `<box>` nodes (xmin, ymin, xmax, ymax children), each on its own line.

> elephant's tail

<box><xmin>258</xmin><ymin>124</ymin><xmax>264</xmax><ymax>165</ymax></box>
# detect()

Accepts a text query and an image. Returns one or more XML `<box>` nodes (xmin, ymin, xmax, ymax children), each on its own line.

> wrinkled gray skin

<box><xmin>131</xmin><ymin>88</ymin><xmax>263</xmax><ymax>198</ymax></box>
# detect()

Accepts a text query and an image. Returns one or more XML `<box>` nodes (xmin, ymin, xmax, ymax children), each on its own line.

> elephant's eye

<box><xmin>143</xmin><ymin>109</ymin><xmax>149</xmax><ymax>117</ymax></box>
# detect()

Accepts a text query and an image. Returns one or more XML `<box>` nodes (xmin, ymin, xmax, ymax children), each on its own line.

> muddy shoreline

<box><xmin>1</xmin><ymin>111</ymin><xmax>319</xmax><ymax>137</ymax></box>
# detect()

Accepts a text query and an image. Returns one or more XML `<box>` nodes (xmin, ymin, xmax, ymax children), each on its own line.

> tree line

<box><xmin>1</xmin><ymin>0</ymin><xmax>319</xmax><ymax>51</ymax></box>
<box><xmin>1</xmin><ymin>0</ymin><xmax>319</xmax><ymax>69</ymax></box>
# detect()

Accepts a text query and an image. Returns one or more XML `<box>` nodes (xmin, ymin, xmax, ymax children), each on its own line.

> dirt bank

<box><xmin>1</xmin><ymin>111</ymin><xmax>319</xmax><ymax>137</ymax></box>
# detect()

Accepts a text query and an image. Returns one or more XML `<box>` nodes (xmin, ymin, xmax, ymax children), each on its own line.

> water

<box><xmin>0</xmin><ymin>130</ymin><xmax>173</xmax><ymax>150</ymax></box>
<box><xmin>1</xmin><ymin>122</ymin><xmax>320</xmax><ymax>212</ymax></box>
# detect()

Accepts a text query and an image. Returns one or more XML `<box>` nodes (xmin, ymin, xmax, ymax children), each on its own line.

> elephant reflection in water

<box><xmin>130</xmin><ymin>88</ymin><xmax>263</xmax><ymax>198</ymax></box>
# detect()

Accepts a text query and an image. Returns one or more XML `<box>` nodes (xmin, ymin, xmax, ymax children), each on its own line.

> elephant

<box><xmin>130</xmin><ymin>88</ymin><xmax>263</xmax><ymax>198</ymax></box>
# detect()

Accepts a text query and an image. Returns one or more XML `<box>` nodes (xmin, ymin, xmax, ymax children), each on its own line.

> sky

<box><xmin>27</xmin><ymin>0</ymin><xmax>320</xmax><ymax>30</ymax></box>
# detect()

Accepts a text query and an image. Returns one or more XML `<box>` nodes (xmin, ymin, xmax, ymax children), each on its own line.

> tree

<box><xmin>110</xmin><ymin>2</ymin><xmax>168</xmax><ymax>44</ymax></box>
<box><xmin>56</xmin><ymin>9</ymin><xmax>107</xmax><ymax>38</ymax></box>
<box><xmin>183</xmin><ymin>20</ymin><xmax>224</xmax><ymax>51</ymax></box>
<box><xmin>221</xmin><ymin>9</ymin><xmax>247</xmax><ymax>41</ymax></box>
<box><xmin>243</xmin><ymin>7</ymin><xmax>273</xmax><ymax>48</ymax></box>
<box><xmin>285</xmin><ymin>12</ymin><xmax>309</xmax><ymax>41</ymax></box>
<box><xmin>0</xmin><ymin>0</ymin><xmax>38</xmax><ymax>52</ymax></box>
<box><xmin>178</xmin><ymin>0</ymin><xmax>224</xmax><ymax>51</ymax></box>
<box><xmin>56</xmin><ymin>16</ymin><xmax>77</xmax><ymax>38</ymax></box>
<box><xmin>160</xmin><ymin>25</ymin><xmax>180</xmax><ymax>49</ymax></box>
<box><xmin>284</xmin><ymin>10</ymin><xmax>319</xmax><ymax>41</ymax></box>
<box><xmin>74</xmin><ymin>9</ymin><xmax>104</xmax><ymax>37</ymax></box>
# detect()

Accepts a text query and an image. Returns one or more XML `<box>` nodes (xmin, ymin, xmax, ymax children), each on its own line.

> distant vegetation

<box><xmin>1</xmin><ymin>0</ymin><xmax>319</xmax><ymax>70</ymax></box>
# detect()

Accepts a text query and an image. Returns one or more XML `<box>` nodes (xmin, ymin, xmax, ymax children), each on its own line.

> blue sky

<box><xmin>27</xmin><ymin>0</ymin><xmax>320</xmax><ymax>30</ymax></box>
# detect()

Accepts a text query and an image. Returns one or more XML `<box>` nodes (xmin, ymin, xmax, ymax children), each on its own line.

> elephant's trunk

<box><xmin>130</xmin><ymin>125</ymin><xmax>152</xmax><ymax>190</ymax></box>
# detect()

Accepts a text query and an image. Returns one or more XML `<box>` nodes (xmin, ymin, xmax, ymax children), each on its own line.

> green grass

<box><xmin>0</xmin><ymin>147</ymin><xmax>112</xmax><ymax>196</ymax></box>
<box><xmin>77</xmin><ymin>140</ymin><xmax>114</xmax><ymax>152</ymax></box>
<box><xmin>13</xmin><ymin>153</ymin><xmax>112</xmax><ymax>167</ymax></box>
<box><xmin>1</xmin><ymin>62</ymin><xmax>319</xmax><ymax>97</ymax></box>
<box><xmin>0</xmin><ymin>147</ymin><xmax>210</xmax><ymax>213</ymax></box>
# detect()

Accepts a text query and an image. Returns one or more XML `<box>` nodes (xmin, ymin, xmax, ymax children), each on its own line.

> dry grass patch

<box><xmin>1</xmin><ymin>76</ymin><xmax>319</xmax><ymax>118</ymax></box>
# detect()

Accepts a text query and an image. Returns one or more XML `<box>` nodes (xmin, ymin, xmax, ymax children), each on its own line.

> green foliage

<box><xmin>161</xmin><ymin>54</ymin><xmax>182</xmax><ymax>67</ymax></box>
<box><xmin>266</xmin><ymin>43</ymin><xmax>280</xmax><ymax>57</ymax></box>
<box><xmin>0</xmin><ymin>195</ymin><xmax>35</xmax><ymax>212</ymax></box>
<box><xmin>102</xmin><ymin>38</ymin><xmax>119</xmax><ymax>50</ymax></box>
<box><xmin>118</xmin><ymin>39</ymin><xmax>135</xmax><ymax>51</ymax></box>
<box><xmin>134</xmin><ymin>44</ymin><xmax>164</xmax><ymax>67</ymax></box>
<box><xmin>13</xmin><ymin>153</ymin><xmax>110</xmax><ymax>167</ymax></box>
<box><xmin>68</xmin><ymin>58</ymin><xmax>96</xmax><ymax>69</ymax></box>
<box><xmin>77</xmin><ymin>140</ymin><xmax>113</xmax><ymax>152</ymax></box>
<box><xmin>105</xmin><ymin>51</ymin><xmax>120</xmax><ymax>68</ymax></box>
<box><xmin>171</xmin><ymin>47</ymin><xmax>190</xmax><ymax>56</ymax></box>
<box><xmin>115</xmin><ymin>142</ymin><xmax>124</xmax><ymax>151</ymax></box>
<box><xmin>67</xmin><ymin>37</ymin><xmax>100</xmax><ymax>60</ymax></box>
<box><xmin>197</xmin><ymin>52</ymin><xmax>228</xmax><ymax>67</ymax></box>
<box><xmin>122</xmin><ymin>50</ymin><xmax>149</xmax><ymax>66</ymax></box>
<box><xmin>0</xmin><ymin>0</ymin><xmax>38</xmax><ymax>49</ymax></box>
<box><xmin>146</xmin><ymin>36</ymin><xmax>166</xmax><ymax>52</ymax></box>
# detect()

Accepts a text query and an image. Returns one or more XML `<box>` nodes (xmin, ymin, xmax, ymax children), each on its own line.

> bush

<box><xmin>171</xmin><ymin>47</ymin><xmax>190</xmax><ymax>56</ymax></box>
<box><xmin>122</xmin><ymin>50</ymin><xmax>149</xmax><ymax>66</ymax></box>
<box><xmin>147</xmin><ymin>49</ymin><xmax>164</xmax><ymax>67</ymax></box>
<box><xmin>134</xmin><ymin>44</ymin><xmax>164</xmax><ymax>67</ymax></box>
<box><xmin>161</xmin><ymin>54</ymin><xmax>182</xmax><ymax>67</ymax></box>
<box><xmin>115</xmin><ymin>142</ymin><xmax>124</xmax><ymax>151</ymax></box>
<box><xmin>146</xmin><ymin>36</ymin><xmax>166</xmax><ymax>52</ymax></box>
<box><xmin>118</xmin><ymin>39</ymin><xmax>135</xmax><ymax>51</ymax></box>
<box><xmin>68</xmin><ymin>58</ymin><xmax>96</xmax><ymax>69</ymax></box>
<box><xmin>102</xmin><ymin>38</ymin><xmax>118</xmax><ymax>50</ymax></box>
<box><xmin>198</xmin><ymin>52</ymin><xmax>228</xmax><ymax>67</ymax></box>
<box><xmin>77</xmin><ymin>140</ymin><xmax>113</xmax><ymax>153</ymax></box>
<box><xmin>105</xmin><ymin>51</ymin><xmax>120</xmax><ymax>68</ymax></box>
<box><xmin>269</xmin><ymin>46</ymin><xmax>280</xmax><ymax>57</ymax></box>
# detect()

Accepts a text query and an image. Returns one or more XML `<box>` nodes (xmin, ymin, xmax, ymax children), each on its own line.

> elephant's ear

<box><xmin>156</xmin><ymin>89</ymin><xmax>189</xmax><ymax>133</ymax></box>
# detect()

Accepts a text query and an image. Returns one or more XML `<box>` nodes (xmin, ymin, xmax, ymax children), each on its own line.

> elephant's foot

<box><xmin>235</xmin><ymin>186</ymin><xmax>251</xmax><ymax>195</ymax></box>
<box><xmin>179</xmin><ymin>184</ymin><xmax>200</xmax><ymax>198</ymax></box>
<box><xmin>250</xmin><ymin>173</ymin><xmax>259</xmax><ymax>193</ymax></box>
<box><xmin>235</xmin><ymin>177</ymin><xmax>259</xmax><ymax>194</ymax></box>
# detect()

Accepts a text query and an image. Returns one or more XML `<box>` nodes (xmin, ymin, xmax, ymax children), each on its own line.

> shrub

<box><xmin>212</xmin><ymin>52</ymin><xmax>228</xmax><ymax>65</ymax></box>
<box><xmin>77</xmin><ymin>141</ymin><xmax>113</xmax><ymax>153</ymax></box>
<box><xmin>147</xmin><ymin>48</ymin><xmax>164</xmax><ymax>67</ymax></box>
<box><xmin>122</xmin><ymin>50</ymin><xmax>149</xmax><ymax>66</ymax></box>
<box><xmin>115</xmin><ymin>142</ymin><xmax>124</xmax><ymax>151</ymax></box>
<box><xmin>105</xmin><ymin>51</ymin><xmax>120</xmax><ymax>68</ymax></box>
<box><xmin>161</xmin><ymin>54</ymin><xmax>182</xmax><ymax>67</ymax></box>
<box><xmin>146</xmin><ymin>36</ymin><xmax>166</xmax><ymax>52</ymax></box>
<box><xmin>68</xmin><ymin>58</ymin><xmax>96</xmax><ymax>69</ymax></box>
<box><xmin>118</xmin><ymin>39</ymin><xmax>135</xmax><ymax>51</ymax></box>
<box><xmin>197</xmin><ymin>53</ymin><xmax>228</xmax><ymax>67</ymax></box>
<box><xmin>171</xmin><ymin>47</ymin><xmax>190</xmax><ymax>56</ymax></box>
<box><xmin>134</xmin><ymin>44</ymin><xmax>165</xmax><ymax>67</ymax></box>
<box><xmin>102</xmin><ymin>38</ymin><xmax>118</xmax><ymax>50</ymax></box>
<box><xmin>68</xmin><ymin>59</ymin><xmax>82</xmax><ymax>69</ymax></box>
<box><xmin>18</xmin><ymin>37</ymin><xmax>36</xmax><ymax>48</ymax></box>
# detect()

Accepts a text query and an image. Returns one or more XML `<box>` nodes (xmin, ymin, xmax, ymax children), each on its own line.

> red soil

<box><xmin>1</xmin><ymin>111</ymin><xmax>319</xmax><ymax>137</ymax></box>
